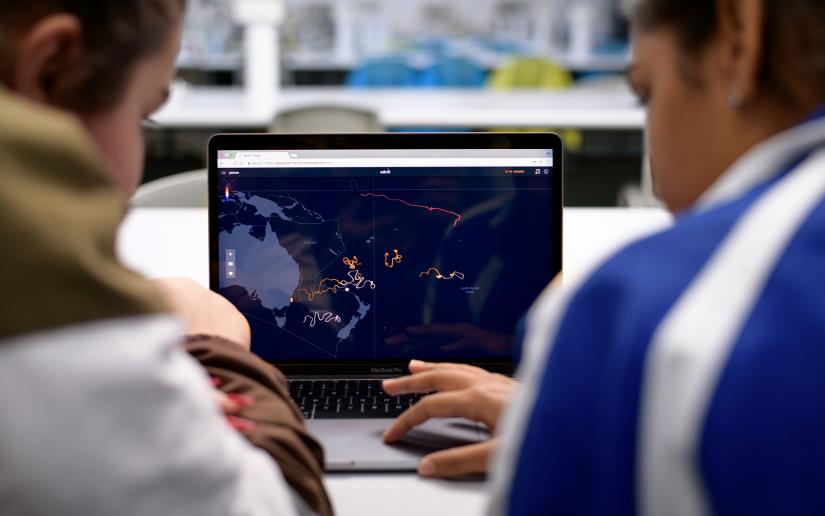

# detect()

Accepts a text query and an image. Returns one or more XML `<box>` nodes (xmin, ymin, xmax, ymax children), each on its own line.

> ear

<box><xmin>11</xmin><ymin>14</ymin><xmax>84</xmax><ymax>107</ymax></box>
<box><xmin>716</xmin><ymin>0</ymin><xmax>765</xmax><ymax>107</ymax></box>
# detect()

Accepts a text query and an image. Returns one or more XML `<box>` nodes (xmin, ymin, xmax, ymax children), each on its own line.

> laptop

<box><xmin>208</xmin><ymin>133</ymin><xmax>562</xmax><ymax>471</ymax></box>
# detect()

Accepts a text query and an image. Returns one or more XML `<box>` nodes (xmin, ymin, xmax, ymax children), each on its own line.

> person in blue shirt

<box><xmin>382</xmin><ymin>0</ymin><xmax>825</xmax><ymax>514</ymax></box>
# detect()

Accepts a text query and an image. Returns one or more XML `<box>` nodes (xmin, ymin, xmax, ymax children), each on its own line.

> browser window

<box><xmin>216</xmin><ymin>148</ymin><xmax>557</xmax><ymax>362</ymax></box>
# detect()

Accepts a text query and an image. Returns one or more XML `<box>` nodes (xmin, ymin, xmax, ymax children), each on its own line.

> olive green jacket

<box><xmin>0</xmin><ymin>88</ymin><xmax>331</xmax><ymax>516</ymax></box>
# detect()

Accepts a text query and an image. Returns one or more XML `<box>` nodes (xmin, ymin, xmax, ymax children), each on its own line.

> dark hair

<box><xmin>0</xmin><ymin>0</ymin><xmax>186</xmax><ymax>112</ymax></box>
<box><xmin>631</xmin><ymin>0</ymin><xmax>825</xmax><ymax>105</ymax></box>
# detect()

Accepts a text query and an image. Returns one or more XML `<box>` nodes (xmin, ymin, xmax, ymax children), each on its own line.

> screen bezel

<box><xmin>208</xmin><ymin>132</ymin><xmax>563</xmax><ymax>376</ymax></box>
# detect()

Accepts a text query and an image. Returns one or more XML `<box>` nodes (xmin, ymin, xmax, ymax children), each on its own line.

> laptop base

<box><xmin>308</xmin><ymin>418</ymin><xmax>487</xmax><ymax>472</ymax></box>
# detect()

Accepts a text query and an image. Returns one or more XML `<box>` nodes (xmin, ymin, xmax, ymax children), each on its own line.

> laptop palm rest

<box><xmin>308</xmin><ymin>418</ymin><xmax>486</xmax><ymax>472</ymax></box>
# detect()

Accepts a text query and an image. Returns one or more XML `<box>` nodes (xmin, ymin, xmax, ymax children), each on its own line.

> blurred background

<box><xmin>146</xmin><ymin>0</ymin><xmax>651</xmax><ymax>207</ymax></box>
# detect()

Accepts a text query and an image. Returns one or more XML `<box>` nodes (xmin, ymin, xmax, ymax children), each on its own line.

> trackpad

<box><xmin>309</xmin><ymin>418</ymin><xmax>486</xmax><ymax>472</ymax></box>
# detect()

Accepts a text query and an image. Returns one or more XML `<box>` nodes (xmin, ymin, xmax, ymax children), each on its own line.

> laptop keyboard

<box><xmin>287</xmin><ymin>379</ymin><xmax>426</xmax><ymax>419</ymax></box>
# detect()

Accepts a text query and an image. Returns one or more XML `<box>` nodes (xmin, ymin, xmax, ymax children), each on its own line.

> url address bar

<box><xmin>217</xmin><ymin>158</ymin><xmax>553</xmax><ymax>168</ymax></box>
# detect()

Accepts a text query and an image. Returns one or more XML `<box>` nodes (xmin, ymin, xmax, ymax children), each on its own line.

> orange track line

<box><xmin>360</xmin><ymin>192</ymin><xmax>461</xmax><ymax>227</ymax></box>
<box><xmin>419</xmin><ymin>268</ymin><xmax>465</xmax><ymax>281</ymax></box>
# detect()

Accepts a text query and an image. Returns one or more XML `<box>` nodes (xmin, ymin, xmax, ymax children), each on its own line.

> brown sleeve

<box><xmin>183</xmin><ymin>335</ymin><xmax>334</xmax><ymax>516</ymax></box>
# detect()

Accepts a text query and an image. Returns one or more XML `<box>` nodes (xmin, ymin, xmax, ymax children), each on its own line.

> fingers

<box><xmin>418</xmin><ymin>440</ymin><xmax>496</xmax><ymax>478</ymax></box>
<box><xmin>227</xmin><ymin>393</ymin><xmax>255</xmax><ymax>408</ymax></box>
<box><xmin>383</xmin><ymin>391</ymin><xmax>482</xmax><ymax>443</ymax></box>
<box><xmin>408</xmin><ymin>359</ymin><xmax>436</xmax><ymax>373</ymax></box>
<box><xmin>214</xmin><ymin>391</ymin><xmax>240</xmax><ymax>415</ymax></box>
<box><xmin>213</xmin><ymin>390</ymin><xmax>255</xmax><ymax>416</ymax></box>
<box><xmin>408</xmin><ymin>359</ymin><xmax>489</xmax><ymax>375</ymax></box>
<box><xmin>211</xmin><ymin>376</ymin><xmax>254</xmax><ymax>417</ymax></box>
<box><xmin>226</xmin><ymin>415</ymin><xmax>257</xmax><ymax>431</ymax></box>
<box><xmin>216</xmin><ymin>388</ymin><xmax>257</xmax><ymax>432</ymax></box>
<box><xmin>382</xmin><ymin>369</ymin><xmax>478</xmax><ymax>396</ymax></box>
<box><xmin>384</xmin><ymin>360</ymin><xmax>502</xmax><ymax>394</ymax></box>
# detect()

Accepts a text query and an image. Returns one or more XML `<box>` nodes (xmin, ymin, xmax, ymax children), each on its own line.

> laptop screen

<box><xmin>214</xmin><ymin>146</ymin><xmax>558</xmax><ymax>363</ymax></box>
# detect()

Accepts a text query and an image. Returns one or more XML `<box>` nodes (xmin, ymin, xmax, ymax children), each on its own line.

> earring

<box><xmin>728</xmin><ymin>89</ymin><xmax>743</xmax><ymax>110</ymax></box>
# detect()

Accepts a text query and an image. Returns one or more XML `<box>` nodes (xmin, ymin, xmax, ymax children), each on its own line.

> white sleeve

<box><xmin>486</xmin><ymin>284</ymin><xmax>573</xmax><ymax>516</ymax></box>
<box><xmin>0</xmin><ymin>315</ymin><xmax>306</xmax><ymax>516</ymax></box>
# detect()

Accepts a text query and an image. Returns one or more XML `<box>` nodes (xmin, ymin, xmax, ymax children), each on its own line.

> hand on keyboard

<box><xmin>288</xmin><ymin>379</ymin><xmax>428</xmax><ymax>419</ymax></box>
<box><xmin>381</xmin><ymin>360</ymin><xmax>516</xmax><ymax>479</ymax></box>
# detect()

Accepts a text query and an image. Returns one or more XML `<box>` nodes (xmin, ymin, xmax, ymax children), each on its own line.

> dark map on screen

<box><xmin>217</xmin><ymin>169</ymin><xmax>555</xmax><ymax>361</ymax></box>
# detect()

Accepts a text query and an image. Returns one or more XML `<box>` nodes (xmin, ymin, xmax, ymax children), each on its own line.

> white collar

<box><xmin>696</xmin><ymin>116</ymin><xmax>825</xmax><ymax>212</ymax></box>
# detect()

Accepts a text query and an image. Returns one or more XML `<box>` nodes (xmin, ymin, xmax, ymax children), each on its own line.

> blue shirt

<box><xmin>491</xmin><ymin>110</ymin><xmax>825</xmax><ymax>516</ymax></box>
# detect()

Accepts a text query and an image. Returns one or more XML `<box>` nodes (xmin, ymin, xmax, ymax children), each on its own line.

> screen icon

<box><xmin>226</xmin><ymin>249</ymin><xmax>237</xmax><ymax>279</ymax></box>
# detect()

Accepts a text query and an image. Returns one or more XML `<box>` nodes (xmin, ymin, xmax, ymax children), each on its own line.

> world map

<box><xmin>219</xmin><ymin>192</ymin><xmax>374</xmax><ymax>357</ymax></box>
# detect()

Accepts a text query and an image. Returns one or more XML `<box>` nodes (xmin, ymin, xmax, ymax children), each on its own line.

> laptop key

<box><xmin>356</xmin><ymin>380</ymin><xmax>371</xmax><ymax>396</ymax></box>
<box><xmin>308</xmin><ymin>381</ymin><xmax>322</xmax><ymax>397</ymax></box>
<box><xmin>329</xmin><ymin>380</ymin><xmax>341</xmax><ymax>396</ymax></box>
<box><xmin>290</xmin><ymin>380</ymin><xmax>428</xmax><ymax>418</ymax></box>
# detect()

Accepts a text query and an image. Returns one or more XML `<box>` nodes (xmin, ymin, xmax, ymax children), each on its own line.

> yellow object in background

<box><xmin>487</xmin><ymin>57</ymin><xmax>583</xmax><ymax>152</ymax></box>
<box><xmin>487</xmin><ymin>57</ymin><xmax>573</xmax><ymax>90</ymax></box>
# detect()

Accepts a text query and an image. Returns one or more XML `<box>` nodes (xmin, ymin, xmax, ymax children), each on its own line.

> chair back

<box><xmin>270</xmin><ymin>106</ymin><xmax>382</xmax><ymax>133</ymax></box>
<box><xmin>131</xmin><ymin>169</ymin><xmax>207</xmax><ymax>208</ymax></box>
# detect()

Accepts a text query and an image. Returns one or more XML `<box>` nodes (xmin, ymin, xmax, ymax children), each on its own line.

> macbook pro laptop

<box><xmin>208</xmin><ymin>133</ymin><xmax>562</xmax><ymax>471</ymax></box>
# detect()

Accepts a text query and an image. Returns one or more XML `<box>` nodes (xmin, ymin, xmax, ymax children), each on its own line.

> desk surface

<box><xmin>116</xmin><ymin>207</ymin><xmax>671</xmax><ymax>516</ymax></box>
<box><xmin>152</xmin><ymin>79</ymin><xmax>645</xmax><ymax>131</ymax></box>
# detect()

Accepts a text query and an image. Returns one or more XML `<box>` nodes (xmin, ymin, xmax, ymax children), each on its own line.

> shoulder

<box><xmin>0</xmin><ymin>87</ymin><xmax>101</xmax><ymax>176</ymax></box>
<box><xmin>0</xmin><ymin>89</ymin><xmax>166</xmax><ymax>341</ymax></box>
<box><xmin>554</xmin><ymin>183</ymin><xmax>778</xmax><ymax>346</ymax></box>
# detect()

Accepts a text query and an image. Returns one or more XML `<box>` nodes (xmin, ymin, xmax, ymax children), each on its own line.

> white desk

<box><xmin>116</xmin><ymin>207</ymin><xmax>671</xmax><ymax>516</ymax></box>
<box><xmin>153</xmin><ymin>80</ymin><xmax>645</xmax><ymax>131</ymax></box>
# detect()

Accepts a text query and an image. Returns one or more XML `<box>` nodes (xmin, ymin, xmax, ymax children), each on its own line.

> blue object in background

<box><xmin>420</xmin><ymin>56</ymin><xmax>488</xmax><ymax>88</ymax></box>
<box><xmin>346</xmin><ymin>56</ymin><xmax>419</xmax><ymax>88</ymax></box>
<box><xmin>345</xmin><ymin>44</ymin><xmax>489</xmax><ymax>131</ymax></box>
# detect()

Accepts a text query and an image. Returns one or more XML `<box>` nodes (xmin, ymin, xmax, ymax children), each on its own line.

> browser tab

<box><xmin>217</xmin><ymin>148</ymin><xmax>553</xmax><ymax>169</ymax></box>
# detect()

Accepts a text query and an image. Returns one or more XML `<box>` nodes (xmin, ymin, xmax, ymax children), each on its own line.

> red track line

<box><xmin>360</xmin><ymin>192</ymin><xmax>461</xmax><ymax>227</ymax></box>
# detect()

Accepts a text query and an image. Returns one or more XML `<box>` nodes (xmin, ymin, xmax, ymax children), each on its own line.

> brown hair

<box><xmin>0</xmin><ymin>0</ymin><xmax>186</xmax><ymax>112</ymax></box>
<box><xmin>631</xmin><ymin>0</ymin><xmax>825</xmax><ymax>106</ymax></box>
